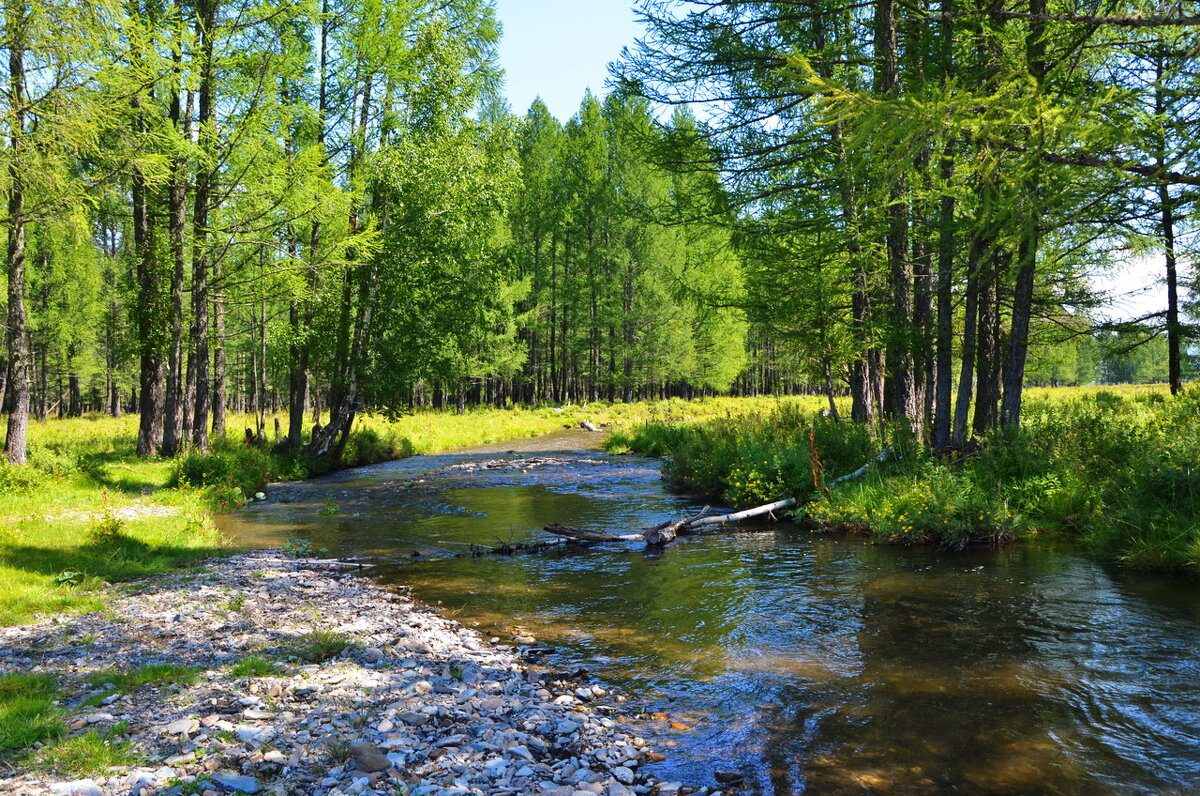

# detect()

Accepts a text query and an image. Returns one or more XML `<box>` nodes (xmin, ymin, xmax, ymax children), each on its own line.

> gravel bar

<box><xmin>0</xmin><ymin>552</ymin><xmax>708</xmax><ymax>796</ymax></box>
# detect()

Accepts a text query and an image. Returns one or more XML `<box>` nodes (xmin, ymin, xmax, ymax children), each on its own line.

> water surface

<box><xmin>218</xmin><ymin>432</ymin><xmax>1200</xmax><ymax>794</ymax></box>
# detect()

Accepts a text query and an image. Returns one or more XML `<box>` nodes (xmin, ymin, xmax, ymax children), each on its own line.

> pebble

<box><xmin>350</xmin><ymin>741</ymin><xmax>391</xmax><ymax>773</ymax></box>
<box><xmin>47</xmin><ymin>782</ymin><xmax>102</xmax><ymax>796</ymax></box>
<box><xmin>0</xmin><ymin>551</ymin><xmax>685</xmax><ymax>796</ymax></box>
<box><xmin>210</xmin><ymin>772</ymin><xmax>261</xmax><ymax>793</ymax></box>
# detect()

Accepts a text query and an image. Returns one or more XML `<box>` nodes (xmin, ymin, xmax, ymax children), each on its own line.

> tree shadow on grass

<box><xmin>76</xmin><ymin>452</ymin><xmax>169</xmax><ymax>496</ymax></box>
<box><xmin>0</xmin><ymin>537</ymin><xmax>227</xmax><ymax>586</ymax></box>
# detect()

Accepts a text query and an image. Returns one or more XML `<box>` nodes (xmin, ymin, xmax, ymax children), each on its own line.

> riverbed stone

<box><xmin>48</xmin><ymin>782</ymin><xmax>102</xmax><ymax>796</ymax></box>
<box><xmin>350</xmin><ymin>741</ymin><xmax>391</xmax><ymax>773</ymax></box>
<box><xmin>0</xmin><ymin>550</ymin><xmax>688</xmax><ymax>796</ymax></box>
<box><xmin>210</xmin><ymin>772</ymin><xmax>261</xmax><ymax>793</ymax></box>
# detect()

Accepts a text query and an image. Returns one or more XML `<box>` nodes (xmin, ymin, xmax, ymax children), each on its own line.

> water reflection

<box><xmin>219</xmin><ymin>435</ymin><xmax>1200</xmax><ymax>795</ymax></box>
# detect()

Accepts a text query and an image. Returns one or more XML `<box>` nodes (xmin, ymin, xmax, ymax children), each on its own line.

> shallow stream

<box><xmin>218</xmin><ymin>431</ymin><xmax>1200</xmax><ymax>794</ymax></box>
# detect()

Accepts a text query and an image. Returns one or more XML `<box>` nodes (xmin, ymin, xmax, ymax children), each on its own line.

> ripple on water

<box><xmin>219</xmin><ymin>441</ymin><xmax>1200</xmax><ymax>795</ymax></box>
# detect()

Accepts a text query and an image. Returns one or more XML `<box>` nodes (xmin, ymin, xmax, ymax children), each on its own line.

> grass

<box><xmin>610</xmin><ymin>384</ymin><xmax>1200</xmax><ymax>571</ymax></box>
<box><xmin>0</xmin><ymin>398</ymin><xmax>783</xmax><ymax>627</ymax></box>
<box><xmin>36</xmin><ymin>722</ymin><xmax>141</xmax><ymax>777</ymax></box>
<box><xmin>229</xmin><ymin>654</ymin><xmax>282</xmax><ymax>678</ymax></box>
<box><xmin>82</xmin><ymin>663</ymin><xmax>201</xmax><ymax>706</ymax></box>
<box><xmin>0</xmin><ymin>673</ymin><xmax>64</xmax><ymax>755</ymax></box>
<box><xmin>280</xmin><ymin>630</ymin><xmax>360</xmax><ymax>663</ymax></box>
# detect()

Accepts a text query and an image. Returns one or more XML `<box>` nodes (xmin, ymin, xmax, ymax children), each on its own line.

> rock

<box><xmin>211</xmin><ymin>772</ymin><xmax>261</xmax><ymax>793</ymax></box>
<box><xmin>399</xmin><ymin>710</ymin><xmax>429</xmax><ymax>727</ymax></box>
<box><xmin>48</xmin><ymin>781</ymin><xmax>103</xmax><ymax>796</ymax></box>
<box><xmin>507</xmin><ymin>745</ymin><xmax>534</xmax><ymax>762</ymax></box>
<box><xmin>612</xmin><ymin>766</ymin><xmax>636</xmax><ymax>786</ymax></box>
<box><xmin>235</xmin><ymin>725</ymin><xmax>276</xmax><ymax>745</ymax></box>
<box><xmin>606</xmin><ymin>785</ymin><xmax>637</xmax><ymax>796</ymax></box>
<box><xmin>350</xmin><ymin>741</ymin><xmax>391</xmax><ymax>773</ymax></box>
<box><xmin>362</xmin><ymin>647</ymin><xmax>385</xmax><ymax>663</ymax></box>
<box><xmin>714</xmin><ymin>770</ymin><xmax>745</xmax><ymax>786</ymax></box>
<box><xmin>164</xmin><ymin>718</ymin><xmax>199</xmax><ymax>736</ymax></box>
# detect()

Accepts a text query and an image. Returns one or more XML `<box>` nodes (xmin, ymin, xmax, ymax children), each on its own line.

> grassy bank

<box><xmin>607</xmin><ymin>385</ymin><xmax>1200</xmax><ymax>572</ymax></box>
<box><xmin>0</xmin><ymin>397</ymin><xmax>786</xmax><ymax>626</ymax></box>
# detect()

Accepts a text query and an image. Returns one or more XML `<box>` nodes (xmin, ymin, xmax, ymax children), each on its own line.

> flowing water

<box><xmin>218</xmin><ymin>431</ymin><xmax>1200</xmax><ymax>794</ymax></box>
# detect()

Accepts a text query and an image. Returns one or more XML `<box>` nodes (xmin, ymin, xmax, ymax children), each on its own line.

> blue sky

<box><xmin>494</xmin><ymin>0</ymin><xmax>642</xmax><ymax>122</ymax></box>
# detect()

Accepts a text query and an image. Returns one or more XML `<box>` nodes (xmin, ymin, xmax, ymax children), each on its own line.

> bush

<box><xmin>611</xmin><ymin>389</ymin><xmax>1200</xmax><ymax>566</ymax></box>
<box><xmin>0</xmin><ymin>460</ymin><xmax>47</xmax><ymax>495</ymax></box>
<box><xmin>169</xmin><ymin>444</ymin><xmax>272</xmax><ymax>498</ymax></box>
<box><xmin>341</xmin><ymin>428</ymin><xmax>403</xmax><ymax>468</ymax></box>
<box><xmin>27</xmin><ymin>447</ymin><xmax>80</xmax><ymax>479</ymax></box>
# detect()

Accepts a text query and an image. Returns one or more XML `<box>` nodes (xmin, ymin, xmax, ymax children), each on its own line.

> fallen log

<box><xmin>543</xmin><ymin>446</ymin><xmax>894</xmax><ymax>548</ymax></box>
<box><xmin>687</xmin><ymin>496</ymin><xmax>799</xmax><ymax>529</ymax></box>
<box><xmin>543</xmin><ymin>524</ymin><xmax>643</xmax><ymax>543</ymax></box>
<box><xmin>579</xmin><ymin>420</ymin><xmax>601</xmax><ymax>432</ymax></box>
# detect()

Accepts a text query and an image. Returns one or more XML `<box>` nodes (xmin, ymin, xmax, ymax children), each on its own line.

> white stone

<box><xmin>49</xmin><ymin>781</ymin><xmax>103</xmax><ymax>796</ymax></box>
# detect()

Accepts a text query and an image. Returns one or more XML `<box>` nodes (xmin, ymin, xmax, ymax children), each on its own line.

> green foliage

<box><xmin>229</xmin><ymin>655</ymin><xmax>281</xmax><ymax>678</ymax></box>
<box><xmin>618</xmin><ymin>390</ymin><xmax>1200</xmax><ymax>568</ymax></box>
<box><xmin>83</xmin><ymin>664</ymin><xmax>200</xmax><ymax>705</ymax></box>
<box><xmin>340</xmin><ymin>428</ymin><xmax>403</xmax><ymax>468</ymax></box>
<box><xmin>86</xmin><ymin>506</ymin><xmax>127</xmax><ymax>548</ymax></box>
<box><xmin>169</xmin><ymin>445</ymin><xmax>272</xmax><ymax>500</ymax></box>
<box><xmin>0</xmin><ymin>461</ymin><xmax>47</xmax><ymax>494</ymax></box>
<box><xmin>36</xmin><ymin>723</ymin><xmax>141</xmax><ymax>777</ymax></box>
<box><xmin>280</xmin><ymin>630</ymin><xmax>359</xmax><ymax>663</ymax></box>
<box><xmin>610</xmin><ymin>403</ymin><xmax>874</xmax><ymax>508</ymax></box>
<box><xmin>0</xmin><ymin>673</ymin><xmax>63</xmax><ymax>754</ymax></box>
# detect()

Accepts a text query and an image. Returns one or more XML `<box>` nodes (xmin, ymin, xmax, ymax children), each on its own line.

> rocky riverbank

<box><xmin>0</xmin><ymin>552</ymin><xmax>706</xmax><ymax>796</ymax></box>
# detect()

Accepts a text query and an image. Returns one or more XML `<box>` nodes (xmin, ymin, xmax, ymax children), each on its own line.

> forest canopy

<box><xmin>0</xmin><ymin>0</ymin><xmax>1193</xmax><ymax>464</ymax></box>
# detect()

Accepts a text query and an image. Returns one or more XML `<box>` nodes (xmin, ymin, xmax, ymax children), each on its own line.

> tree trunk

<box><xmin>952</xmin><ymin>233</ymin><xmax>984</xmax><ymax>444</ymax></box>
<box><xmin>189</xmin><ymin>0</ymin><xmax>217</xmax><ymax>451</ymax></box>
<box><xmin>933</xmin><ymin>140</ymin><xmax>956</xmax><ymax>448</ymax></box>
<box><xmin>162</xmin><ymin>11</ymin><xmax>189</xmax><ymax>456</ymax></box>
<box><xmin>3</xmin><ymin>2</ymin><xmax>28</xmax><ymax>464</ymax></box>
<box><xmin>999</xmin><ymin>0</ymin><xmax>1044</xmax><ymax>429</ymax></box>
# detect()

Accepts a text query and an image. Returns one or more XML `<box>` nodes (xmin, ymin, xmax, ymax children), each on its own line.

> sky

<box><xmin>494</xmin><ymin>0</ymin><xmax>642</xmax><ymax>122</ymax></box>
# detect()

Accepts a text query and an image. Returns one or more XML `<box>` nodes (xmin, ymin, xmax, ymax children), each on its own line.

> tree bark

<box><xmin>162</xmin><ymin>5</ymin><xmax>190</xmax><ymax>456</ymax></box>
<box><xmin>933</xmin><ymin>139</ymin><xmax>956</xmax><ymax>448</ymax></box>
<box><xmin>189</xmin><ymin>0</ymin><xmax>217</xmax><ymax>451</ymax></box>
<box><xmin>952</xmin><ymin>232</ymin><xmax>984</xmax><ymax>444</ymax></box>
<box><xmin>3</xmin><ymin>1</ymin><xmax>29</xmax><ymax>464</ymax></box>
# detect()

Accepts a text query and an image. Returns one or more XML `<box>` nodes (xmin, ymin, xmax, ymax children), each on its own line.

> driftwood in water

<box><xmin>543</xmin><ymin>446</ymin><xmax>894</xmax><ymax>548</ymax></box>
<box><xmin>687</xmin><ymin>496</ymin><xmax>800</xmax><ymax>529</ymax></box>
<box><xmin>543</xmin><ymin>524</ymin><xmax>642</xmax><ymax>543</ymax></box>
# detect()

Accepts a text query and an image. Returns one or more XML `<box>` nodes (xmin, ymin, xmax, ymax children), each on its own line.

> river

<box><xmin>217</xmin><ymin>430</ymin><xmax>1200</xmax><ymax>794</ymax></box>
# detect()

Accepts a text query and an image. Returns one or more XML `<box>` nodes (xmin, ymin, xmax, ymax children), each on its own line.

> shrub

<box><xmin>0</xmin><ymin>460</ymin><xmax>47</xmax><ymax>494</ymax></box>
<box><xmin>27</xmin><ymin>447</ymin><xmax>80</xmax><ymax>479</ymax></box>
<box><xmin>86</xmin><ymin>507</ymin><xmax>127</xmax><ymax>548</ymax></box>
<box><xmin>169</xmin><ymin>445</ymin><xmax>272</xmax><ymax>498</ymax></box>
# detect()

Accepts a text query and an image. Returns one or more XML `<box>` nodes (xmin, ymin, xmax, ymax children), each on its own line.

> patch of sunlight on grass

<box><xmin>0</xmin><ymin>673</ymin><xmax>64</xmax><ymax>756</ymax></box>
<box><xmin>36</xmin><ymin>723</ymin><xmax>141</xmax><ymax>777</ymax></box>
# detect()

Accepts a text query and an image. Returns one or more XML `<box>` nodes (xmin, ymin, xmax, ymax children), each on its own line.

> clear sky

<box><xmin>494</xmin><ymin>0</ymin><xmax>642</xmax><ymax>122</ymax></box>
